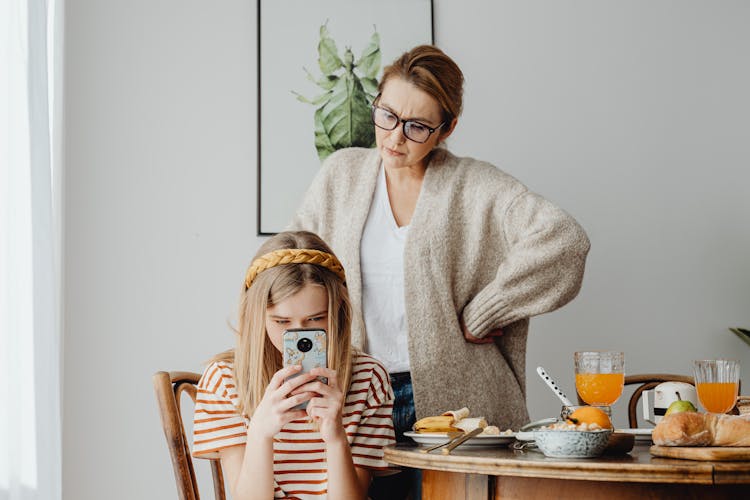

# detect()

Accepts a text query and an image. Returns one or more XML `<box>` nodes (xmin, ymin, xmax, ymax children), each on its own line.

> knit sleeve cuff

<box><xmin>461</xmin><ymin>285</ymin><xmax>515</xmax><ymax>338</ymax></box>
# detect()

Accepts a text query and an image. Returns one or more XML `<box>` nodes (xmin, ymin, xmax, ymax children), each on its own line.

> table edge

<box><xmin>383</xmin><ymin>446</ymin><xmax>721</xmax><ymax>485</ymax></box>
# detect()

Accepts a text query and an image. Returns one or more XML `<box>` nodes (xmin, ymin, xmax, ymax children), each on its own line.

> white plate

<box><xmin>615</xmin><ymin>428</ymin><xmax>653</xmax><ymax>442</ymax></box>
<box><xmin>404</xmin><ymin>431</ymin><xmax>516</xmax><ymax>447</ymax></box>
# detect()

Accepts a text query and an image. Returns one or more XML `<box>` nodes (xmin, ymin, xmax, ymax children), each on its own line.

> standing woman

<box><xmin>290</xmin><ymin>45</ymin><xmax>589</xmax><ymax>442</ymax></box>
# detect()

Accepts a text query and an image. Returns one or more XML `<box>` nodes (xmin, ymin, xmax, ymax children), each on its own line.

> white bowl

<box><xmin>534</xmin><ymin>429</ymin><xmax>612</xmax><ymax>458</ymax></box>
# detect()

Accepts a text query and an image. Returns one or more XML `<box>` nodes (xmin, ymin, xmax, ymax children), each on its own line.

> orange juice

<box><xmin>696</xmin><ymin>382</ymin><xmax>739</xmax><ymax>413</ymax></box>
<box><xmin>575</xmin><ymin>373</ymin><xmax>625</xmax><ymax>405</ymax></box>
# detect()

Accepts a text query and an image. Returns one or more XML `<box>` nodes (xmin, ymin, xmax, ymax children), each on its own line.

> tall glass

<box><xmin>574</xmin><ymin>351</ymin><xmax>625</xmax><ymax>406</ymax></box>
<box><xmin>693</xmin><ymin>359</ymin><xmax>740</xmax><ymax>413</ymax></box>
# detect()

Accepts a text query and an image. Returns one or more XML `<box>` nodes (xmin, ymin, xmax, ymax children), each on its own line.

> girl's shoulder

<box><xmin>197</xmin><ymin>360</ymin><xmax>236</xmax><ymax>391</ymax></box>
<box><xmin>352</xmin><ymin>351</ymin><xmax>388</xmax><ymax>371</ymax></box>
<box><xmin>351</xmin><ymin>353</ymin><xmax>391</xmax><ymax>385</ymax></box>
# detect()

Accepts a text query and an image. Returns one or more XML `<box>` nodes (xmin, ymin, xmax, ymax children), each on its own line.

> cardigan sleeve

<box><xmin>461</xmin><ymin>190</ymin><xmax>590</xmax><ymax>338</ymax></box>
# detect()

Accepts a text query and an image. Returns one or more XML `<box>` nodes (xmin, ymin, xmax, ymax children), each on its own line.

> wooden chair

<box><xmin>625</xmin><ymin>373</ymin><xmax>694</xmax><ymax>428</ymax></box>
<box><xmin>153</xmin><ymin>371</ymin><xmax>226</xmax><ymax>500</ymax></box>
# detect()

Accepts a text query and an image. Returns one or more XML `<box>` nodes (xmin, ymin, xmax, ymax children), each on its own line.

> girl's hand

<box><xmin>303</xmin><ymin>367</ymin><xmax>346</xmax><ymax>444</ymax></box>
<box><xmin>249</xmin><ymin>364</ymin><xmax>317</xmax><ymax>439</ymax></box>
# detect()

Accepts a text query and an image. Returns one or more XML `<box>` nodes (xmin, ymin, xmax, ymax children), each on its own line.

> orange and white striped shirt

<box><xmin>192</xmin><ymin>353</ymin><xmax>396</xmax><ymax>499</ymax></box>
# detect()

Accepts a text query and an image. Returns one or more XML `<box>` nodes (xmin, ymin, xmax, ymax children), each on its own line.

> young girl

<box><xmin>192</xmin><ymin>231</ymin><xmax>396</xmax><ymax>500</ymax></box>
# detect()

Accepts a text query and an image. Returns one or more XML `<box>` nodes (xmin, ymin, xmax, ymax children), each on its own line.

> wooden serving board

<box><xmin>650</xmin><ymin>445</ymin><xmax>750</xmax><ymax>461</ymax></box>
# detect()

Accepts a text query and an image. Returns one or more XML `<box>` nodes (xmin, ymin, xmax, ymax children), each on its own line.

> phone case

<box><xmin>282</xmin><ymin>329</ymin><xmax>327</xmax><ymax>409</ymax></box>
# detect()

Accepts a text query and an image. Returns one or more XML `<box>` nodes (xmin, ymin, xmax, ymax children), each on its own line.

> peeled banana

<box><xmin>413</xmin><ymin>415</ymin><xmax>459</xmax><ymax>433</ymax></box>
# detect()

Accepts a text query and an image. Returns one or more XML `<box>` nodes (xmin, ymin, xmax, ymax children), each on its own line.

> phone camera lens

<box><xmin>297</xmin><ymin>338</ymin><xmax>313</xmax><ymax>353</ymax></box>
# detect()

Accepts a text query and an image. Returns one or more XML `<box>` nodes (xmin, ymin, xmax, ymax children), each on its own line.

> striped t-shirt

<box><xmin>192</xmin><ymin>353</ymin><xmax>396</xmax><ymax>499</ymax></box>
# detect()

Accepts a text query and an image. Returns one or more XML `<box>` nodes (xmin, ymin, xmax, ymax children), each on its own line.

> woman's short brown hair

<box><xmin>378</xmin><ymin>45</ymin><xmax>464</xmax><ymax>124</ymax></box>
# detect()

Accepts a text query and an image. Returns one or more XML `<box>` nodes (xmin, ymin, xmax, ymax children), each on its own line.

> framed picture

<box><xmin>257</xmin><ymin>0</ymin><xmax>434</xmax><ymax>235</ymax></box>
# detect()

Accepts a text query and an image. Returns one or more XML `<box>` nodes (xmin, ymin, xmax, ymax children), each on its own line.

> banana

<box><xmin>413</xmin><ymin>415</ymin><xmax>459</xmax><ymax>433</ymax></box>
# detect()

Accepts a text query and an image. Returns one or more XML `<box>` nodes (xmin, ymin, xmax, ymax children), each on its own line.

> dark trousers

<box><xmin>368</xmin><ymin>372</ymin><xmax>422</xmax><ymax>500</ymax></box>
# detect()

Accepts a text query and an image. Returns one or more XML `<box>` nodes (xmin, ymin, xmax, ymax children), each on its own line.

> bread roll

<box><xmin>652</xmin><ymin>412</ymin><xmax>750</xmax><ymax>447</ymax></box>
<box><xmin>454</xmin><ymin>417</ymin><xmax>487</xmax><ymax>433</ymax></box>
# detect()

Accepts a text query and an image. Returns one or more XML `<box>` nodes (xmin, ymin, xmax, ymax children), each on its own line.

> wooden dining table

<box><xmin>384</xmin><ymin>441</ymin><xmax>750</xmax><ymax>499</ymax></box>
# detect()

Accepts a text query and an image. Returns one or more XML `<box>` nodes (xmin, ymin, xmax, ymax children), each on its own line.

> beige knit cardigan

<box><xmin>289</xmin><ymin>147</ymin><xmax>590</xmax><ymax>429</ymax></box>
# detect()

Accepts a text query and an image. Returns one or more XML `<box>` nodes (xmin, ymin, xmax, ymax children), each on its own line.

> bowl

<box><xmin>534</xmin><ymin>429</ymin><xmax>612</xmax><ymax>458</ymax></box>
<box><xmin>605</xmin><ymin>432</ymin><xmax>635</xmax><ymax>455</ymax></box>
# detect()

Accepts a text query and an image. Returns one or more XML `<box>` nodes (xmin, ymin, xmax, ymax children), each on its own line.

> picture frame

<box><xmin>257</xmin><ymin>0</ymin><xmax>434</xmax><ymax>235</ymax></box>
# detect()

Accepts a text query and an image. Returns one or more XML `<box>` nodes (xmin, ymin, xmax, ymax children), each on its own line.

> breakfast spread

<box><xmin>652</xmin><ymin>411</ymin><xmax>750</xmax><ymax>447</ymax></box>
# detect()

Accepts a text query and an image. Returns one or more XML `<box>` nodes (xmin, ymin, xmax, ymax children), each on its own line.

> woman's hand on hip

<box><xmin>249</xmin><ymin>364</ymin><xmax>316</xmax><ymax>439</ymax></box>
<box><xmin>303</xmin><ymin>367</ymin><xmax>347</xmax><ymax>444</ymax></box>
<box><xmin>461</xmin><ymin>318</ymin><xmax>503</xmax><ymax>344</ymax></box>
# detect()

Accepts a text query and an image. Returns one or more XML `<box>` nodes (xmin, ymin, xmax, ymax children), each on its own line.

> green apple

<box><xmin>665</xmin><ymin>400</ymin><xmax>698</xmax><ymax>415</ymax></box>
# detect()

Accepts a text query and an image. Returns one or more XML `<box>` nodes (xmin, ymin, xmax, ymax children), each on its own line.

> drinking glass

<box><xmin>574</xmin><ymin>351</ymin><xmax>625</xmax><ymax>406</ymax></box>
<box><xmin>693</xmin><ymin>359</ymin><xmax>740</xmax><ymax>414</ymax></box>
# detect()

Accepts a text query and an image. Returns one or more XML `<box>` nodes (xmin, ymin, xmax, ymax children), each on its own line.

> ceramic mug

<box><xmin>641</xmin><ymin>381</ymin><xmax>698</xmax><ymax>425</ymax></box>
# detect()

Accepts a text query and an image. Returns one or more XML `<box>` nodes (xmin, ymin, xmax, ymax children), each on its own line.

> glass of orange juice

<box><xmin>693</xmin><ymin>359</ymin><xmax>740</xmax><ymax>413</ymax></box>
<box><xmin>574</xmin><ymin>351</ymin><xmax>625</xmax><ymax>406</ymax></box>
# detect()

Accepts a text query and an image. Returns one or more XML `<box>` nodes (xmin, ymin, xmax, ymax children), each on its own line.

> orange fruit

<box><xmin>567</xmin><ymin>406</ymin><xmax>613</xmax><ymax>429</ymax></box>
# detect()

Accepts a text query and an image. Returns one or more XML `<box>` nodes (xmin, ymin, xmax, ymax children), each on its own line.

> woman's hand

<box><xmin>249</xmin><ymin>364</ymin><xmax>317</xmax><ymax>439</ymax></box>
<box><xmin>461</xmin><ymin>318</ymin><xmax>503</xmax><ymax>344</ymax></box>
<box><xmin>303</xmin><ymin>367</ymin><xmax>347</xmax><ymax>444</ymax></box>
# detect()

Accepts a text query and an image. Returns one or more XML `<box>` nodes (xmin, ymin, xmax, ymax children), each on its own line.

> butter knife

<box><xmin>419</xmin><ymin>431</ymin><xmax>464</xmax><ymax>454</ymax></box>
<box><xmin>441</xmin><ymin>427</ymin><xmax>484</xmax><ymax>455</ymax></box>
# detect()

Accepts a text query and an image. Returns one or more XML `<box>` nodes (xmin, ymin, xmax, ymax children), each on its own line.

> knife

<box><xmin>419</xmin><ymin>431</ymin><xmax>464</xmax><ymax>454</ymax></box>
<box><xmin>441</xmin><ymin>427</ymin><xmax>484</xmax><ymax>455</ymax></box>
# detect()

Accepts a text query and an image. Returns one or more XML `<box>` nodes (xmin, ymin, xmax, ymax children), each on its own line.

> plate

<box><xmin>615</xmin><ymin>428</ymin><xmax>653</xmax><ymax>442</ymax></box>
<box><xmin>403</xmin><ymin>431</ymin><xmax>516</xmax><ymax>447</ymax></box>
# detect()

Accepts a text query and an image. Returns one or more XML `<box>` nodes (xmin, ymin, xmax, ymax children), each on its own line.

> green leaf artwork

<box><xmin>729</xmin><ymin>327</ymin><xmax>750</xmax><ymax>348</ymax></box>
<box><xmin>294</xmin><ymin>23</ymin><xmax>381</xmax><ymax>161</ymax></box>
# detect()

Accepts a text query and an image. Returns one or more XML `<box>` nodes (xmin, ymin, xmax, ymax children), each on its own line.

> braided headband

<box><xmin>244</xmin><ymin>248</ymin><xmax>346</xmax><ymax>290</ymax></box>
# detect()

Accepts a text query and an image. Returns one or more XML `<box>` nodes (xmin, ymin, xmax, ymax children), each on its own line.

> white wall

<box><xmin>63</xmin><ymin>1</ymin><xmax>750</xmax><ymax>499</ymax></box>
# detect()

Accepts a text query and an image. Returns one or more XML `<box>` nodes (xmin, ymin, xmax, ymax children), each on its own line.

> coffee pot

<box><xmin>641</xmin><ymin>381</ymin><xmax>698</xmax><ymax>425</ymax></box>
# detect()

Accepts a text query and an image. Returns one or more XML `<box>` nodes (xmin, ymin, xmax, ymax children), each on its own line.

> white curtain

<box><xmin>0</xmin><ymin>1</ymin><xmax>63</xmax><ymax>499</ymax></box>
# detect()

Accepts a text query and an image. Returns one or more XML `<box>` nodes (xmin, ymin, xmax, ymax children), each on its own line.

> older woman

<box><xmin>290</xmin><ymin>45</ymin><xmax>589</xmax><ymax>441</ymax></box>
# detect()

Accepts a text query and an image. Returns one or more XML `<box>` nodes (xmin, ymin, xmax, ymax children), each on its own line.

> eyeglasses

<box><xmin>371</xmin><ymin>100</ymin><xmax>444</xmax><ymax>144</ymax></box>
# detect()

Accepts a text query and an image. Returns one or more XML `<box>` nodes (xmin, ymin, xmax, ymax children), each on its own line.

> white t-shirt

<box><xmin>360</xmin><ymin>164</ymin><xmax>410</xmax><ymax>373</ymax></box>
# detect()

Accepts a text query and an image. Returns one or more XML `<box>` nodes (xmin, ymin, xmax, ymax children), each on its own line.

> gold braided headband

<box><xmin>244</xmin><ymin>248</ymin><xmax>346</xmax><ymax>289</ymax></box>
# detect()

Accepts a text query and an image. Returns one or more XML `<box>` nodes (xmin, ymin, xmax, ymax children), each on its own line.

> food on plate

<box><xmin>454</xmin><ymin>417</ymin><xmax>487</xmax><ymax>433</ymax></box>
<box><xmin>413</xmin><ymin>415</ymin><xmax>459</xmax><ymax>433</ymax></box>
<box><xmin>664</xmin><ymin>399</ymin><xmax>698</xmax><ymax>416</ymax></box>
<box><xmin>652</xmin><ymin>411</ymin><xmax>750</xmax><ymax>446</ymax></box>
<box><xmin>413</xmin><ymin>407</ymin><xmax>512</xmax><ymax>435</ymax></box>
<box><xmin>442</xmin><ymin>407</ymin><xmax>470</xmax><ymax>421</ymax></box>
<box><xmin>481</xmin><ymin>426</ymin><xmax>515</xmax><ymax>436</ymax></box>
<box><xmin>565</xmin><ymin>406</ymin><xmax>613</xmax><ymax>430</ymax></box>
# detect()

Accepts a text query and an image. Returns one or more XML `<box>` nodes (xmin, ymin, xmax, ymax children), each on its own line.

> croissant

<box><xmin>652</xmin><ymin>412</ymin><xmax>750</xmax><ymax>447</ymax></box>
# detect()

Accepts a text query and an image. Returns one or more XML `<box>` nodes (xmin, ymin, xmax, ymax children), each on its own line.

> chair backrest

<box><xmin>153</xmin><ymin>371</ymin><xmax>226</xmax><ymax>500</ymax></box>
<box><xmin>624</xmin><ymin>373</ymin><xmax>694</xmax><ymax>428</ymax></box>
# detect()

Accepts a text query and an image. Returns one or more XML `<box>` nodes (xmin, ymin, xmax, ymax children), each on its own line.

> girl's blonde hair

<box><xmin>213</xmin><ymin>231</ymin><xmax>353</xmax><ymax>417</ymax></box>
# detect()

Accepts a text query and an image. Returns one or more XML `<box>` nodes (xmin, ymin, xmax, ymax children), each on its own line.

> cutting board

<box><xmin>650</xmin><ymin>445</ymin><xmax>750</xmax><ymax>461</ymax></box>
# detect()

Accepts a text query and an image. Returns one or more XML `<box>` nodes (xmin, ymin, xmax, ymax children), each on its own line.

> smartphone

<box><xmin>282</xmin><ymin>328</ymin><xmax>327</xmax><ymax>410</ymax></box>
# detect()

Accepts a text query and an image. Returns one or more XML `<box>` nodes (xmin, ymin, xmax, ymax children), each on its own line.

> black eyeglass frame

<box><xmin>370</xmin><ymin>95</ymin><xmax>445</xmax><ymax>144</ymax></box>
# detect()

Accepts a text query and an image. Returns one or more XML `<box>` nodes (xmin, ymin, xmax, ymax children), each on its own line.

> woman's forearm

<box><xmin>325</xmin><ymin>436</ymin><xmax>366</xmax><ymax>500</ymax></box>
<box><xmin>231</xmin><ymin>428</ymin><xmax>275</xmax><ymax>500</ymax></box>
